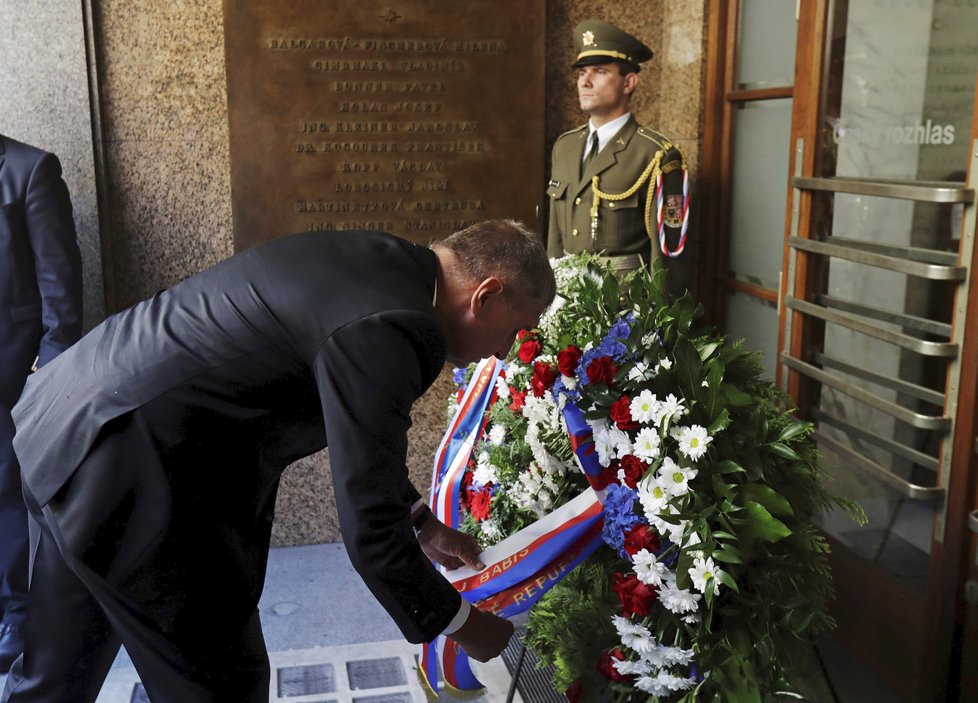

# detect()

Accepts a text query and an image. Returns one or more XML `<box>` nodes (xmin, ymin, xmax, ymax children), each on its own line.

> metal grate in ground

<box><xmin>98</xmin><ymin>640</ymin><xmax>521</xmax><ymax>703</ymax></box>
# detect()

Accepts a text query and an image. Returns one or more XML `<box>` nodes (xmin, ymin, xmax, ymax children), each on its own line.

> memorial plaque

<box><xmin>223</xmin><ymin>0</ymin><xmax>546</xmax><ymax>250</ymax></box>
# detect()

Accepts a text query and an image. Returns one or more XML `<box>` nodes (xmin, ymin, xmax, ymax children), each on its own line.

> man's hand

<box><xmin>415</xmin><ymin>512</ymin><xmax>485</xmax><ymax>571</ymax></box>
<box><xmin>448</xmin><ymin>606</ymin><xmax>515</xmax><ymax>662</ymax></box>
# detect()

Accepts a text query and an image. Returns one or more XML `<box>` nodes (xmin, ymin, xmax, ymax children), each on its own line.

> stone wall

<box><xmin>1</xmin><ymin>0</ymin><xmax>707</xmax><ymax>545</ymax></box>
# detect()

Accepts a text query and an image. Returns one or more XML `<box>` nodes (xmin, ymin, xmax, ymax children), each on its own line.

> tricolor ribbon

<box><xmin>429</xmin><ymin>357</ymin><xmax>505</xmax><ymax>529</ymax></box>
<box><xmin>420</xmin><ymin>369</ymin><xmax>610</xmax><ymax>699</ymax></box>
<box><xmin>656</xmin><ymin>167</ymin><xmax>690</xmax><ymax>258</ymax></box>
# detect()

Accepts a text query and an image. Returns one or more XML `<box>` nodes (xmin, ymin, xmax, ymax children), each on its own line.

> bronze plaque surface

<box><xmin>223</xmin><ymin>0</ymin><xmax>546</xmax><ymax>250</ymax></box>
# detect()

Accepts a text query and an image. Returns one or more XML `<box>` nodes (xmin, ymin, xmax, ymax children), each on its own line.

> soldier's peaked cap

<box><xmin>571</xmin><ymin>20</ymin><xmax>653</xmax><ymax>71</ymax></box>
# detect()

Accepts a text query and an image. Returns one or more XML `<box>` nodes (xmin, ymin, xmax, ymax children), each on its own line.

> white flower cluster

<box><xmin>512</xmin><ymin>464</ymin><xmax>561</xmax><ymax>518</ymax></box>
<box><xmin>611</xmin><ymin>616</ymin><xmax>696</xmax><ymax>696</ymax></box>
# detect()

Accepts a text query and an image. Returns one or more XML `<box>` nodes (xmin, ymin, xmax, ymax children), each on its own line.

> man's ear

<box><xmin>470</xmin><ymin>276</ymin><xmax>504</xmax><ymax>316</ymax></box>
<box><xmin>624</xmin><ymin>72</ymin><xmax>639</xmax><ymax>95</ymax></box>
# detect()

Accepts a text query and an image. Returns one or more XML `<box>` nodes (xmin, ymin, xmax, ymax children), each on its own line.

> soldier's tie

<box><xmin>581</xmin><ymin>131</ymin><xmax>599</xmax><ymax>176</ymax></box>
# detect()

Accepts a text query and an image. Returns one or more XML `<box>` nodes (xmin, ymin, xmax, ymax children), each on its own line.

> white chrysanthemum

<box><xmin>521</xmin><ymin>395</ymin><xmax>555</xmax><ymax>428</ymax></box>
<box><xmin>628</xmin><ymin>361</ymin><xmax>653</xmax><ymax>383</ymax></box>
<box><xmin>631</xmin><ymin>548</ymin><xmax>670</xmax><ymax>587</ymax></box>
<box><xmin>608</xmin><ymin>427</ymin><xmax>633</xmax><ymax>459</ymax></box>
<box><xmin>614</xmin><ymin>658</ymin><xmax>653</xmax><ymax>677</ymax></box>
<box><xmin>472</xmin><ymin>451</ymin><xmax>498</xmax><ymax>487</ymax></box>
<box><xmin>632</xmin><ymin>427</ymin><xmax>661</xmax><ymax>462</ymax></box>
<box><xmin>649</xmin><ymin>508</ymin><xmax>686</xmax><ymax>544</ymax></box>
<box><xmin>611</xmin><ymin>616</ymin><xmax>656</xmax><ymax>654</ymax></box>
<box><xmin>682</xmin><ymin>531</ymin><xmax>706</xmax><ymax>554</ymax></box>
<box><xmin>689</xmin><ymin>556</ymin><xmax>723</xmax><ymax>596</ymax></box>
<box><xmin>591</xmin><ymin>425</ymin><xmax>614</xmax><ymax>468</ymax></box>
<box><xmin>634</xmin><ymin>674</ymin><xmax>665</xmax><ymax>696</ymax></box>
<box><xmin>629</xmin><ymin>390</ymin><xmax>659</xmax><ymax>425</ymax></box>
<box><xmin>658</xmin><ymin>582</ymin><xmax>701</xmax><ymax>614</ymax></box>
<box><xmin>678</xmin><ymin>425</ymin><xmax>712</xmax><ymax>461</ymax></box>
<box><xmin>651</xmin><ymin>670</ymin><xmax>696</xmax><ymax>694</ymax></box>
<box><xmin>638</xmin><ymin>474</ymin><xmax>671</xmax><ymax>516</ymax></box>
<box><xmin>480</xmin><ymin>517</ymin><xmax>503</xmax><ymax>542</ymax></box>
<box><xmin>658</xmin><ymin>456</ymin><xmax>697</xmax><ymax>497</ymax></box>
<box><xmin>494</xmin><ymin>376</ymin><xmax>510</xmax><ymax>400</ymax></box>
<box><xmin>658</xmin><ymin>393</ymin><xmax>686</xmax><ymax>426</ymax></box>
<box><xmin>487</xmin><ymin>424</ymin><xmax>506</xmax><ymax>446</ymax></box>
<box><xmin>513</xmin><ymin>467</ymin><xmax>555</xmax><ymax>519</ymax></box>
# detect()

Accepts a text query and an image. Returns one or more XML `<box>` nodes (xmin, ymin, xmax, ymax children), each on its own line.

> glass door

<box><xmin>780</xmin><ymin>0</ymin><xmax>978</xmax><ymax>699</ymax></box>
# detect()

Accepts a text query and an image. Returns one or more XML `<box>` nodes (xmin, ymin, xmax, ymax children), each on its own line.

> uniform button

<box><xmin>574</xmin><ymin>197</ymin><xmax>582</xmax><ymax>205</ymax></box>
<box><xmin>608</xmin><ymin>202</ymin><xmax>616</xmax><ymax>208</ymax></box>
<box><xmin>572</xmin><ymin>228</ymin><xmax>579</xmax><ymax>237</ymax></box>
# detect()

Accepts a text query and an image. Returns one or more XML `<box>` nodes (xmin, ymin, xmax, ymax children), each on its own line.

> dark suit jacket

<box><xmin>0</xmin><ymin>134</ymin><xmax>82</xmax><ymax>407</ymax></box>
<box><xmin>13</xmin><ymin>230</ymin><xmax>460</xmax><ymax>643</ymax></box>
<box><xmin>546</xmin><ymin>116</ymin><xmax>683</xmax><ymax>261</ymax></box>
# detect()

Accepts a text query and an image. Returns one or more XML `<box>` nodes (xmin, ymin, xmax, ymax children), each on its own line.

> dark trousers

<box><xmin>1</xmin><ymin>411</ymin><xmax>272</xmax><ymax>703</ymax></box>
<box><xmin>0</xmin><ymin>407</ymin><xmax>28</xmax><ymax>627</ymax></box>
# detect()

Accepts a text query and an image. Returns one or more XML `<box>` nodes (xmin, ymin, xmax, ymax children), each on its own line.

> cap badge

<box><xmin>582</xmin><ymin>30</ymin><xmax>595</xmax><ymax>47</ymax></box>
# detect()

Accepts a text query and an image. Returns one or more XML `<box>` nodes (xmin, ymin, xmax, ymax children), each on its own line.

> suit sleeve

<box><xmin>313</xmin><ymin>311</ymin><xmax>460</xmax><ymax>643</ymax></box>
<box><xmin>25</xmin><ymin>152</ymin><xmax>83</xmax><ymax>366</ymax></box>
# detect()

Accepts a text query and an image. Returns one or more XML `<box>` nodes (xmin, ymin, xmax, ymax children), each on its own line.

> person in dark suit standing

<box><xmin>0</xmin><ymin>134</ymin><xmax>83</xmax><ymax>672</ymax></box>
<box><xmin>546</xmin><ymin>20</ymin><xmax>687</xmax><ymax>272</ymax></box>
<box><xmin>2</xmin><ymin>220</ymin><xmax>553</xmax><ymax>703</ymax></box>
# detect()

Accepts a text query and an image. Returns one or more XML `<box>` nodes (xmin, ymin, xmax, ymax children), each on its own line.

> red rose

<box><xmin>623</xmin><ymin>524</ymin><xmax>661</xmax><ymax>558</ymax></box>
<box><xmin>586</xmin><ymin>355</ymin><xmax>618</xmax><ymax>386</ymax></box>
<box><xmin>530</xmin><ymin>362</ymin><xmax>558</xmax><ymax>397</ymax></box>
<box><xmin>618</xmin><ymin>454</ymin><xmax>648</xmax><ymax>489</ymax></box>
<box><xmin>565</xmin><ymin>679</ymin><xmax>583</xmax><ymax>703</ymax></box>
<box><xmin>518</xmin><ymin>338</ymin><xmax>542</xmax><ymax>364</ymax></box>
<box><xmin>609</xmin><ymin>395</ymin><xmax>638</xmax><ymax>431</ymax></box>
<box><xmin>509</xmin><ymin>387</ymin><xmax>525</xmax><ymax>412</ymax></box>
<box><xmin>613</xmin><ymin>571</ymin><xmax>658</xmax><ymax>618</ymax></box>
<box><xmin>597</xmin><ymin>648</ymin><xmax>633</xmax><ymax>682</ymax></box>
<box><xmin>517</xmin><ymin>329</ymin><xmax>532</xmax><ymax>341</ymax></box>
<box><xmin>556</xmin><ymin>345</ymin><xmax>583</xmax><ymax>377</ymax></box>
<box><xmin>468</xmin><ymin>487</ymin><xmax>492</xmax><ymax>521</ymax></box>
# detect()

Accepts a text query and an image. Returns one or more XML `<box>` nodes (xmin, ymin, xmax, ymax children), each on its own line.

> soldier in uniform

<box><xmin>546</xmin><ymin>20</ymin><xmax>688</xmax><ymax>272</ymax></box>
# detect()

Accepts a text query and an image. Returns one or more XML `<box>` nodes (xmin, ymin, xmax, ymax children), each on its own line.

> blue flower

<box><xmin>550</xmin><ymin>374</ymin><xmax>581</xmax><ymax>404</ymax></box>
<box><xmin>602</xmin><ymin>484</ymin><xmax>643</xmax><ymax>557</ymax></box>
<box><xmin>453</xmin><ymin>367</ymin><xmax>467</xmax><ymax>388</ymax></box>
<box><xmin>597</xmin><ymin>316</ymin><xmax>634</xmax><ymax>361</ymax></box>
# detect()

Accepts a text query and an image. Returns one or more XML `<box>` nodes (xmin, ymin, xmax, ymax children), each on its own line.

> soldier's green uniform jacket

<box><xmin>546</xmin><ymin>116</ymin><xmax>684</xmax><ymax>262</ymax></box>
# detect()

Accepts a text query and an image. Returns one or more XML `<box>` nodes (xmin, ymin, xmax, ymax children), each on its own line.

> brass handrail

<box><xmin>793</xmin><ymin>176</ymin><xmax>973</xmax><ymax>203</ymax></box>
<box><xmin>814</xmin><ymin>431</ymin><xmax>944</xmax><ymax>501</ymax></box>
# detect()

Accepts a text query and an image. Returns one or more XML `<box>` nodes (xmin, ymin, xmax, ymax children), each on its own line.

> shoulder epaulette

<box><xmin>556</xmin><ymin>124</ymin><xmax>588</xmax><ymax>141</ymax></box>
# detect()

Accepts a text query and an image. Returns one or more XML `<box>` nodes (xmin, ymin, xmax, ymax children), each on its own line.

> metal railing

<box><xmin>781</xmin><ymin>139</ymin><xmax>978</xmax><ymax>542</ymax></box>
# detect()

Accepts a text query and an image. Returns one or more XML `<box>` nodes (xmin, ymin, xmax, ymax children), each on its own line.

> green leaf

<box><xmin>723</xmin><ymin>383</ymin><xmax>754</xmax><ymax>407</ymax></box>
<box><xmin>741</xmin><ymin>484</ymin><xmax>795</xmax><ymax>517</ymax></box>
<box><xmin>709</xmin><ymin>407</ymin><xmax>731</xmax><ymax>435</ymax></box>
<box><xmin>742</xmin><ymin>501</ymin><xmax>793</xmax><ymax>543</ymax></box>
<box><xmin>770</xmin><ymin>442</ymin><xmax>802</xmax><ymax>461</ymax></box>
<box><xmin>778</xmin><ymin>420</ymin><xmax>811</xmax><ymax>442</ymax></box>
<box><xmin>717</xmin><ymin>459</ymin><xmax>746</xmax><ymax>475</ymax></box>
<box><xmin>713</xmin><ymin>549</ymin><xmax>744</xmax><ymax>565</ymax></box>
<box><xmin>717</xmin><ymin>568</ymin><xmax>741</xmax><ymax>591</ymax></box>
<box><xmin>698</xmin><ymin>340</ymin><xmax>722</xmax><ymax>361</ymax></box>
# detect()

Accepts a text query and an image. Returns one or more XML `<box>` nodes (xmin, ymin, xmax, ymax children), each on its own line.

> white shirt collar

<box><xmin>586</xmin><ymin>112</ymin><xmax>631</xmax><ymax>156</ymax></box>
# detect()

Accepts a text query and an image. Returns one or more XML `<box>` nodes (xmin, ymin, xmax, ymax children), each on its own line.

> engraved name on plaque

<box><xmin>223</xmin><ymin>1</ymin><xmax>546</xmax><ymax>250</ymax></box>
